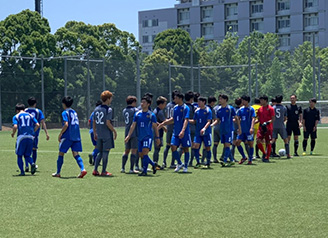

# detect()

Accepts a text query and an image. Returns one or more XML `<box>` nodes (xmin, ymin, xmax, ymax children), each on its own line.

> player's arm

<box><xmin>189</xmin><ymin>119</ymin><xmax>196</xmax><ymax>124</ymax></box>
<box><xmin>210</xmin><ymin>118</ymin><xmax>220</xmax><ymax>127</ymax></box>
<box><xmin>299</xmin><ymin>113</ymin><xmax>303</xmax><ymax>128</ymax></box>
<box><xmin>201</xmin><ymin>119</ymin><xmax>211</xmax><ymax>135</ymax></box>
<box><xmin>11</xmin><ymin>124</ymin><xmax>17</xmax><ymax>138</ymax></box>
<box><xmin>106</xmin><ymin>120</ymin><xmax>117</xmax><ymax>140</ymax></box>
<box><xmin>235</xmin><ymin>115</ymin><xmax>242</xmax><ymax>135</ymax></box>
<box><xmin>41</xmin><ymin>119</ymin><xmax>50</xmax><ymax>140</ymax></box>
<box><xmin>152</xmin><ymin>122</ymin><xmax>161</xmax><ymax>146</ymax></box>
<box><xmin>179</xmin><ymin>118</ymin><xmax>189</xmax><ymax>139</ymax></box>
<box><xmin>158</xmin><ymin>117</ymin><xmax>174</xmax><ymax>130</ymax></box>
<box><xmin>58</xmin><ymin>121</ymin><xmax>68</xmax><ymax>142</ymax></box>
<box><xmin>250</xmin><ymin>117</ymin><xmax>255</xmax><ymax>134</ymax></box>
<box><xmin>34</xmin><ymin>122</ymin><xmax>40</xmax><ymax>132</ymax></box>
<box><xmin>125</xmin><ymin>122</ymin><xmax>136</xmax><ymax>143</ymax></box>
<box><xmin>314</xmin><ymin>111</ymin><xmax>320</xmax><ymax>132</ymax></box>
<box><xmin>92</xmin><ymin>118</ymin><xmax>97</xmax><ymax>141</ymax></box>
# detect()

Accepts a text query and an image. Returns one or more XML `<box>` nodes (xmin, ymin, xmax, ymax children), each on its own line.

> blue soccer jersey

<box><xmin>216</xmin><ymin>105</ymin><xmax>236</xmax><ymax>135</ymax></box>
<box><xmin>89</xmin><ymin>111</ymin><xmax>94</xmax><ymax>134</ymax></box>
<box><xmin>237</xmin><ymin>106</ymin><xmax>256</xmax><ymax>133</ymax></box>
<box><xmin>25</xmin><ymin>108</ymin><xmax>44</xmax><ymax>136</ymax></box>
<box><xmin>173</xmin><ymin>104</ymin><xmax>190</xmax><ymax>136</ymax></box>
<box><xmin>61</xmin><ymin>109</ymin><xmax>81</xmax><ymax>142</ymax></box>
<box><xmin>133</xmin><ymin>110</ymin><xmax>157</xmax><ymax>141</ymax></box>
<box><xmin>194</xmin><ymin>106</ymin><xmax>212</xmax><ymax>136</ymax></box>
<box><xmin>13</xmin><ymin>112</ymin><xmax>38</xmax><ymax>137</ymax></box>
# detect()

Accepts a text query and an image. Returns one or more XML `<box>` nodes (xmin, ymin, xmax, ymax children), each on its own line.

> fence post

<box><xmin>64</xmin><ymin>57</ymin><xmax>67</xmax><ymax>96</ymax></box>
<box><xmin>136</xmin><ymin>48</ymin><xmax>141</xmax><ymax>105</ymax></box>
<box><xmin>312</xmin><ymin>33</ymin><xmax>316</xmax><ymax>98</ymax></box>
<box><xmin>318</xmin><ymin>57</ymin><xmax>321</xmax><ymax>100</ymax></box>
<box><xmin>248</xmin><ymin>38</ymin><xmax>252</xmax><ymax>100</ymax></box>
<box><xmin>190</xmin><ymin>42</ymin><xmax>194</xmax><ymax>91</ymax></box>
<box><xmin>168</xmin><ymin>63</ymin><xmax>172</xmax><ymax>98</ymax></box>
<box><xmin>41</xmin><ymin>57</ymin><xmax>45</xmax><ymax>114</ymax></box>
<box><xmin>87</xmin><ymin>51</ymin><xmax>91</xmax><ymax>121</ymax></box>
<box><xmin>102</xmin><ymin>58</ymin><xmax>106</xmax><ymax>91</ymax></box>
<box><xmin>198</xmin><ymin>64</ymin><xmax>201</xmax><ymax>94</ymax></box>
<box><xmin>255</xmin><ymin>62</ymin><xmax>258</xmax><ymax>98</ymax></box>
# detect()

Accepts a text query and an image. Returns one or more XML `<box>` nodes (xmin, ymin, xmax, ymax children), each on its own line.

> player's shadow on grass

<box><xmin>59</xmin><ymin>176</ymin><xmax>79</xmax><ymax>179</ymax></box>
<box><xmin>12</xmin><ymin>174</ymin><xmax>35</xmax><ymax>177</ymax></box>
<box><xmin>177</xmin><ymin>172</ymin><xmax>192</xmax><ymax>174</ymax></box>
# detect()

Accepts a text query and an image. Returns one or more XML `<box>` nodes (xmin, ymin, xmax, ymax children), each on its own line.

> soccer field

<box><xmin>1</xmin><ymin>128</ymin><xmax>328</xmax><ymax>238</ymax></box>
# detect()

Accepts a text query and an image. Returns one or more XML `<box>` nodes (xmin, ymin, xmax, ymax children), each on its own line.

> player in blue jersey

<box><xmin>158</xmin><ymin>92</ymin><xmax>191</xmax><ymax>173</ymax></box>
<box><xmin>12</xmin><ymin>103</ymin><xmax>40</xmax><ymax>176</ymax></box>
<box><xmin>88</xmin><ymin>100</ymin><xmax>102</xmax><ymax>165</ymax></box>
<box><xmin>125</xmin><ymin>96</ymin><xmax>161</xmax><ymax>176</ymax></box>
<box><xmin>52</xmin><ymin>96</ymin><xmax>87</xmax><ymax>178</ymax></box>
<box><xmin>190</xmin><ymin>97</ymin><xmax>212</xmax><ymax>168</ymax></box>
<box><xmin>24</xmin><ymin>97</ymin><xmax>49</xmax><ymax>171</ymax></box>
<box><xmin>211</xmin><ymin>94</ymin><xmax>240</xmax><ymax>167</ymax></box>
<box><xmin>236</xmin><ymin>95</ymin><xmax>256</xmax><ymax>165</ymax></box>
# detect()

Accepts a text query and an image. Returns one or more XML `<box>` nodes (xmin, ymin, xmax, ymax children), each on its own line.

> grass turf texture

<box><xmin>1</xmin><ymin>128</ymin><xmax>328</xmax><ymax>237</ymax></box>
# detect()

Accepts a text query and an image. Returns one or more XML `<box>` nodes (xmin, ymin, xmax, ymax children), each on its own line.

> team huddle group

<box><xmin>11</xmin><ymin>89</ymin><xmax>320</xmax><ymax>177</ymax></box>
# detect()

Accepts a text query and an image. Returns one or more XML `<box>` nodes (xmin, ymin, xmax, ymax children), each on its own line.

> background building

<box><xmin>139</xmin><ymin>0</ymin><xmax>328</xmax><ymax>54</ymax></box>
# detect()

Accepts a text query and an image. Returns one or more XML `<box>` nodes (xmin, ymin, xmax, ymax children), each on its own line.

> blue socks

<box><xmin>206</xmin><ymin>150</ymin><xmax>211</xmax><ymax>165</ymax></box>
<box><xmin>249</xmin><ymin>147</ymin><xmax>254</xmax><ymax>162</ymax></box>
<box><xmin>57</xmin><ymin>155</ymin><xmax>64</xmax><ymax>174</ymax></box>
<box><xmin>193</xmin><ymin>148</ymin><xmax>200</xmax><ymax>164</ymax></box>
<box><xmin>184</xmin><ymin>152</ymin><xmax>190</xmax><ymax>169</ymax></box>
<box><xmin>142</xmin><ymin>155</ymin><xmax>149</xmax><ymax>173</ymax></box>
<box><xmin>237</xmin><ymin>145</ymin><xmax>246</xmax><ymax>159</ymax></box>
<box><xmin>32</xmin><ymin>150</ymin><xmax>37</xmax><ymax>164</ymax></box>
<box><xmin>224</xmin><ymin>147</ymin><xmax>231</xmax><ymax>163</ymax></box>
<box><xmin>74</xmin><ymin>155</ymin><xmax>85</xmax><ymax>171</ymax></box>
<box><xmin>17</xmin><ymin>155</ymin><xmax>24</xmax><ymax>174</ymax></box>
<box><xmin>172</xmin><ymin>150</ymin><xmax>182</xmax><ymax>165</ymax></box>
<box><xmin>92</xmin><ymin>148</ymin><xmax>99</xmax><ymax>161</ymax></box>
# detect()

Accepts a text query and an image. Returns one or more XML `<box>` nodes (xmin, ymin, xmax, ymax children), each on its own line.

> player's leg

<box><xmin>236</xmin><ymin>134</ymin><xmax>247</xmax><ymax>164</ymax></box>
<box><xmin>130</xmin><ymin>148</ymin><xmax>138</xmax><ymax>173</ymax></box>
<box><xmin>281</xmin><ymin>129</ymin><xmax>291</xmax><ymax>158</ymax></box>
<box><xmin>264</xmin><ymin>131</ymin><xmax>272</xmax><ymax>160</ymax></box>
<box><xmin>182</xmin><ymin>147</ymin><xmax>190</xmax><ymax>172</ymax></box>
<box><xmin>310</xmin><ymin>131</ymin><xmax>317</xmax><ymax>154</ymax></box>
<box><xmin>302</xmin><ymin>130</ymin><xmax>309</xmax><ymax>155</ymax></box>
<box><xmin>247</xmin><ymin>139</ymin><xmax>254</xmax><ymax>164</ymax></box>
<box><xmin>24</xmin><ymin>138</ymin><xmax>36</xmax><ymax>174</ymax></box>
<box><xmin>16</xmin><ymin>139</ymin><xmax>26</xmax><ymax>175</ymax></box>
<box><xmin>212</xmin><ymin>128</ymin><xmax>220</xmax><ymax>163</ymax></box>
<box><xmin>100</xmin><ymin>137</ymin><xmax>114</xmax><ymax>176</ymax></box>
<box><xmin>89</xmin><ymin>132</ymin><xmax>98</xmax><ymax>165</ymax></box>
<box><xmin>122</xmin><ymin>139</ymin><xmax>131</xmax><ymax>173</ymax></box>
<box><xmin>293</xmin><ymin>126</ymin><xmax>301</xmax><ymax>156</ymax></box>
<box><xmin>94</xmin><ymin>139</ymin><xmax>103</xmax><ymax>175</ymax></box>
<box><xmin>153</xmin><ymin>137</ymin><xmax>163</xmax><ymax>164</ymax></box>
<box><xmin>53</xmin><ymin>139</ymin><xmax>71</xmax><ymax>177</ymax></box>
<box><xmin>72</xmin><ymin>147</ymin><xmax>87</xmax><ymax>178</ymax></box>
<box><xmin>171</xmin><ymin>137</ymin><xmax>183</xmax><ymax>166</ymax></box>
<box><xmin>192</xmin><ymin>142</ymin><xmax>201</xmax><ymax>166</ymax></box>
<box><xmin>271</xmin><ymin>129</ymin><xmax>278</xmax><ymax>157</ymax></box>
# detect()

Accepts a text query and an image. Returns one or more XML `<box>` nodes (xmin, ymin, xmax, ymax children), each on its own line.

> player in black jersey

<box><xmin>286</xmin><ymin>94</ymin><xmax>303</xmax><ymax>156</ymax></box>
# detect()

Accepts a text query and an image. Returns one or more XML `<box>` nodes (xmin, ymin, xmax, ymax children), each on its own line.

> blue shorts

<box><xmin>59</xmin><ymin>138</ymin><xmax>82</xmax><ymax>153</ymax></box>
<box><xmin>138</xmin><ymin>137</ymin><xmax>153</xmax><ymax>153</ymax></box>
<box><xmin>90</xmin><ymin>132</ymin><xmax>97</xmax><ymax>146</ymax></box>
<box><xmin>33</xmin><ymin>136</ymin><xmax>39</xmax><ymax>149</ymax></box>
<box><xmin>171</xmin><ymin>133</ymin><xmax>191</xmax><ymax>148</ymax></box>
<box><xmin>16</xmin><ymin>136</ymin><xmax>34</xmax><ymax>156</ymax></box>
<box><xmin>194</xmin><ymin>134</ymin><xmax>212</xmax><ymax>147</ymax></box>
<box><xmin>221</xmin><ymin>132</ymin><xmax>233</xmax><ymax>144</ymax></box>
<box><xmin>237</xmin><ymin>132</ymin><xmax>254</xmax><ymax>142</ymax></box>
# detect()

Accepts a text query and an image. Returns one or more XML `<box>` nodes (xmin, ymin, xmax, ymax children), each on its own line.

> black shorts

<box><xmin>286</xmin><ymin>124</ymin><xmax>301</xmax><ymax>136</ymax></box>
<box><xmin>303</xmin><ymin>129</ymin><xmax>317</xmax><ymax>139</ymax></box>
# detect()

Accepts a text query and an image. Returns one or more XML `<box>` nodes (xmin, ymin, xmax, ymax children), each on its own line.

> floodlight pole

<box><xmin>168</xmin><ymin>63</ymin><xmax>172</xmax><ymax>98</ymax></box>
<box><xmin>102</xmin><ymin>58</ymin><xmax>106</xmax><ymax>91</ymax></box>
<box><xmin>64</xmin><ymin>57</ymin><xmax>67</xmax><ymax>96</ymax></box>
<box><xmin>318</xmin><ymin>57</ymin><xmax>321</xmax><ymax>100</ymax></box>
<box><xmin>198</xmin><ymin>64</ymin><xmax>201</xmax><ymax>94</ymax></box>
<box><xmin>248</xmin><ymin>38</ymin><xmax>252</xmax><ymax>100</ymax></box>
<box><xmin>190</xmin><ymin>41</ymin><xmax>194</xmax><ymax>92</ymax></box>
<box><xmin>136</xmin><ymin>48</ymin><xmax>141</xmax><ymax>105</ymax></box>
<box><xmin>312</xmin><ymin>33</ymin><xmax>316</xmax><ymax>98</ymax></box>
<box><xmin>255</xmin><ymin>62</ymin><xmax>258</xmax><ymax>98</ymax></box>
<box><xmin>41</xmin><ymin>56</ymin><xmax>45</xmax><ymax>114</ymax></box>
<box><xmin>87</xmin><ymin>50</ymin><xmax>91</xmax><ymax>120</ymax></box>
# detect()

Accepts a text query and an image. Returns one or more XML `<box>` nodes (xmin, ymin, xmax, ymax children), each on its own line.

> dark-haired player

<box><xmin>12</xmin><ymin>104</ymin><xmax>40</xmax><ymax>175</ymax></box>
<box><xmin>125</xmin><ymin>96</ymin><xmax>160</xmax><ymax>176</ymax></box>
<box><xmin>122</xmin><ymin>96</ymin><xmax>139</xmax><ymax>174</ymax></box>
<box><xmin>286</xmin><ymin>94</ymin><xmax>303</xmax><ymax>156</ymax></box>
<box><xmin>302</xmin><ymin>98</ymin><xmax>320</xmax><ymax>155</ymax></box>
<box><xmin>256</xmin><ymin>95</ymin><xmax>275</xmax><ymax>162</ymax></box>
<box><xmin>88</xmin><ymin>100</ymin><xmax>102</xmax><ymax>165</ymax></box>
<box><xmin>25</xmin><ymin>97</ymin><xmax>49</xmax><ymax>171</ymax></box>
<box><xmin>272</xmin><ymin>95</ymin><xmax>290</xmax><ymax>158</ymax></box>
<box><xmin>252</xmin><ymin>98</ymin><xmax>261</xmax><ymax>159</ymax></box>
<box><xmin>93</xmin><ymin>91</ymin><xmax>117</xmax><ymax>176</ymax></box>
<box><xmin>158</xmin><ymin>92</ymin><xmax>191</xmax><ymax>173</ymax></box>
<box><xmin>52</xmin><ymin>96</ymin><xmax>87</xmax><ymax>178</ymax></box>
<box><xmin>270</xmin><ymin>97</ymin><xmax>279</xmax><ymax>157</ymax></box>
<box><xmin>184</xmin><ymin>91</ymin><xmax>196</xmax><ymax>166</ymax></box>
<box><xmin>212</xmin><ymin>98</ymin><xmax>221</xmax><ymax>163</ymax></box>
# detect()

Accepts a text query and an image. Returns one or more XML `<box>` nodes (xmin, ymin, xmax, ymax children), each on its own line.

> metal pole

<box><xmin>41</xmin><ymin>57</ymin><xmax>45</xmax><ymax>114</ymax></box>
<box><xmin>64</xmin><ymin>57</ymin><xmax>67</xmax><ymax>96</ymax></box>
<box><xmin>198</xmin><ymin>64</ymin><xmax>201</xmax><ymax>94</ymax></box>
<box><xmin>190</xmin><ymin>42</ymin><xmax>194</xmax><ymax>91</ymax></box>
<box><xmin>318</xmin><ymin>57</ymin><xmax>321</xmax><ymax>100</ymax></box>
<box><xmin>168</xmin><ymin>63</ymin><xmax>172</xmax><ymax>98</ymax></box>
<box><xmin>255</xmin><ymin>62</ymin><xmax>258</xmax><ymax>98</ymax></box>
<box><xmin>248</xmin><ymin>38</ymin><xmax>252</xmax><ymax>99</ymax></box>
<box><xmin>102</xmin><ymin>58</ymin><xmax>106</xmax><ymax>91</ymax></box>
<box><xmin>87</xmin><ymin>50</ymin><xmax>91</xmax><ymax>120</ymax></box>
<box><xmin>312</xmin><ymin>33</ymin><xmax>316</xmax><ymax>98</ymax></box>
<box><xmin>136</xmin><ymin>48</ymin><xmax>141</xmax><ymax>105</ymax></box>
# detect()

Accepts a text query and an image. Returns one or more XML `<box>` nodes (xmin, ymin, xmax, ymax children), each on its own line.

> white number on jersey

<box><xmin>70</xmin><ymin>112</ymin><xmax>79</xmax><ymax>125</ymax></box>
<box><xmin>124</xmin><ymin>112</ymin><xmax>129</xmax><ymax>125</ymax></box>
<box><xmin>275</xmin><ymin>108</ymin><xmax>281</xmax><ymax>118</ymax></box>
<box><xmin>140</xmin><ymin>122</ymin><xmax>145</xmax><ymax>127</ymax></box>
<box><xmin>20</xmin><ymin>115</ymin><xmax>31</xmax><ymax>127</ymax></box>
<box><xmin>95</xmin><ymin>111</ymin><xmax>104</xmax><ymax>125</ymax></box>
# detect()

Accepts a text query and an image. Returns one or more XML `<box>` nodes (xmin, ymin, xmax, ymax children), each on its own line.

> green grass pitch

<box><xmin>0</xmin><ymin>128</ymin><xmax>328</xmax><ymax>237</ymax></box>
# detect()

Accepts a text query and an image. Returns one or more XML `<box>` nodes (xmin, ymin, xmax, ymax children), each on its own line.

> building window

<box><xmin>178</xmin><ymin>8</ymin><xmax>190</xmax><ymax>24</ymax></box>
<box><xmin>201</xmin><ymin>6</ymin><xmax>213</xmax><ymax>21</ymax></box>
<box><xmin>225</xmin><ymin>3</ymin><xmax>238</xmax><ymax>19</ymax></box>
<box><xmin>202</xmin><ymin>23</ymin><xmax>214</xmax><ymax>38</ymax></box>
<box><xmin>250</xmin><ymin>18</ymin><xmax>264</xmax><ymax>32</ymax></box>
<box><xmin>304</xmin><ymin>13</ymin><xmax>319</xmax><ymax>27</ymax></box>
<box><xmin>226</xmin><ymin>21</ymin><xmax>238</xmax><ymax>33</ymax></box>
<box><xmin>178</xmin><ymin>25</ymin><xmax>190</xmax><ymax>33</ymax></box>
<box><xmin>142</xmin><ymin>19</ymin><xmax>159</xmax><ymax>28</ymax></box>
<box><xmin>304</xmin><ymin>0</ymin><xmax>318</xmax><ymax>8</ymax></box>
<box><xmin>277</xmin><ymin>0</ymin><xmax>290</xmax><ymax>11</ymax></box>
<box><xmin>279</xmin><ymin>34</ymin><xmax>290</xmax><ymax>47</ymax></box>
<box><xmin>251</xmin><ymin>1</ymin><xmax>264</xmax><ymax>15</ymax></box>
<box><xmin>142</xmin><ymin>35</ymin><xmax>149</xmax><ymax>43</ymax></box>
<box><xmin>152</xmin><ymin>35</ymin><xmax>157</xmax><ymax>43</ymax></box>
<box><xmin>277</xmin><ymin>16</ymin><xmax>290</xmax><ymax>29</ymax></box>
<box><xmin>304</xmin><ymin>32</ymin><xmax>319</xmax><ymax>45</ymax></box>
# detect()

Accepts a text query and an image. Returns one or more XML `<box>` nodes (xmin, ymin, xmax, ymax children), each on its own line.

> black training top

<box><xmin>303</xmin><ymin>107</ymin><xmax>320</xmax><ymax>128</ymax></box>
<box><xmin>286</xmin><ymin>104</ymin><xmax>302</xmax><ymax>125</ymax></box>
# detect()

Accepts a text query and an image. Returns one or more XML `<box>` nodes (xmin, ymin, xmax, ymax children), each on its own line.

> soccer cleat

<box><xmin>92</xmin><ymin>170</ymin><xmax>100</xmax><ymax>176</ymax></box>
<box><xmin>194</xmin><ymin>163</ymin><xmax>201</xmax><ymax>169</ymax></box>
<box><xmin>169</xmin><ymin>164</ymin><xmax>177</xmax><ymax>169</ymax></box>
<box><xmin>31</xmin><ymin>164</ymin><xmax>36</xmax><ymax>175</ymax></box>
<box><xmin>152</xmin><ymin>164</ymin><xmax>158</xmax><ymax>174</ymax></box>
<box><xmin>35</xmin><ymin>165</ymin><xmax>38</xmax><ymax>169</ymax></box>
<box><xmin>213</xmin><ymin>159</ymin><xmax>220</xmax><ymax>163</ymax></box>
<box><xmin>135</xmin><ymin>166</ymin><xmax>140</xmax><ymax>171</ymax></box>
<box><xmin>52</xmin><ymin>173</ymin><xmax>61</xmax><ymax>178</ymax></box>
<box><xmin>25</xmin><ymin>167</ymin><xmax>29</xmax><ymax>173</ymax></box>
<box><xmin>78</xmin><ymin>170</ymin><xmax>87</xmax><ymax>178</ymax></box>
<box><xmin>256</xmin><ymin>155</ymin><xmax>261</xmax><ymax>159</ymax></box>
<box><xmin>147</xmin><ymin>168</ymin><xmax>152</xmax><ymax>172</ymax></box>
<box><xmin>302</xmin><ymin>152</ymin><xmax>306</xmax><ymax>156</ymax></box>
<box><xmin>247</xmin><ymin>161</ymin><xmax>253</xmax><ymax>165</ymax></box>
<box><xmin>88</xmin><ymin>154</ymin><xmax>93</xmax><ymax>165</ymax></box>
<box><xmin>162</xmin><ymin>162</ymin><xmax>167</xmax><ymax>168</ymax></box>
<box><xmin>287</xmin><ymin>155</ymin><xmax>292</xmax><ymax>159</ymax></box>
<box><xmin>174</xmin><ymin>163</ymin><xmax>184</xmax><ymax>172</ymax></box>
<box><xmin>262</xmin><ymin>158</ymin><xmax>270</xmax><ymax>163</ymax></box>
<box><xmin>229</xmin><ymin>161</ymin><xmax>235</xmax><ymax>166</ymax></box>
<box><xmin>239</xmin><ymin>158</ymin><xmax>247</xmax><ymax>165</ymax></box>
<box><xmin>293</xmin><ymin>152</ymin><xmax>299</xmax><ymax>157</ymax></box>
<box><xmin>138</xmin><ymin>172</ymin><xmax>147</xmax><ymax>176</ymax></box>
<box><xmin>18</xmin><ymin>173</ymin><xmax>25</xmax><ymax>176</ymax></box>
<box><xmin>128</xmin><ymin>170</ymin><xmax>139</xmax><ymax>174</ymax></box>
<box><xmin>121</xmin><ymin>169</ymin><xmax>125</xmax><ymax>173</ymax></box>
<box><xmin>183</xmin><ymin>167</ymin><xmax>188</xmax><ymax>173</ymax></box>
<box><xmin>203</xmin><ymin>164</ymin><xmax>211</xmax><ymax>169</ymax></box>
<box><xmin>101</xmin><ymin>171</ymin><xmax>112</xmax><ymax>177</ymax></box>
<box><xmin>271</xmin><ymin>153</ymin><xmax>280</xmax><ymax>158</ymax></box>
<box><xmin>310</xmin><ymin>151</ymin><xmax>313</xmax><ymax>155</ymax></box>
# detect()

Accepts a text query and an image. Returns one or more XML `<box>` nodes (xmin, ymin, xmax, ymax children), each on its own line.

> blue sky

<box><xmin>0</xmin><ymin>0</ymin><xmax>177</xmax><ymax>38</ymax></box>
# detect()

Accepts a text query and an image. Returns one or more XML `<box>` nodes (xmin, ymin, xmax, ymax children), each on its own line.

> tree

<box><xmin>262</xmin><ymin>57</ymin><xmax>284</xmax><ymax>99</ymax></box>
<box><xmin>296</xmin><ymin>64</ymin><xmax>314</xmax><ymax>101</ymax></box>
